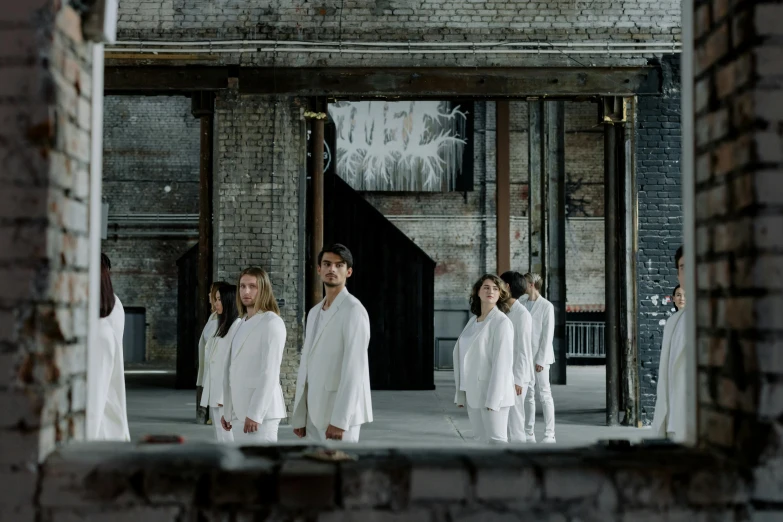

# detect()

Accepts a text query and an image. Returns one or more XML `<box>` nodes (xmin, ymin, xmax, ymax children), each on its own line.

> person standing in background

<box><xmin>652</xmin><ymin>246</ymin><xmax>688</xmax><ymax>441</ymax></box>
<box><xmin>500</xmin><ymin>271</ymin><xmax>535</xmax><ymax>443</ymax></box>
<box><xmin>453</xmin><ymin>274</ymin><xmax>516</xmax><ymax>445</ymax></box>
<box><xmin>197</xmin><ymin>282</ymin><xmax>224</xmax><ymax>423</ymax></box>
<box><xmin>221</xmin><ymin>268</ymin><xmax>287</xmax><ymax>443</ymax></box>
<box><xmin>519</xmin><ymin>272</ymin><xmax>557</xmax><ymax>443</ymax></box>
<box><xmin>291</xmin><ymin>244</ymin><xmax>373</xmax><ymax>443</ymax></box>
<box><xmin>201</xmin><ymin>283</ymin><xmax>241</xmax><ymax>442</ymax></box>
<box><xmin>87</xmin><ymin>255</ymin><xmax>130</xmax><ymax>441</ymax></box>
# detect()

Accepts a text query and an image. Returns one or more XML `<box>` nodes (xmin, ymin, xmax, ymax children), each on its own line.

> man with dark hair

<box><xmin>652</xmin><ymin>245</ymin><xmax>687</xmax><ymax>441</ymax></box>
<box><xmin>292</xmin><ymin>243</ymin><xmax>373</xmax><ymax>442</ymax></box>
<box><xmin>500</xmin><ymin>271</ymin><xmax>535</xmax><ymax>443</ymax></box>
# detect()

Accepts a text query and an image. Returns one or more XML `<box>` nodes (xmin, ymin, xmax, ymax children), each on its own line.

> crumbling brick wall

<box><xmin>0</xmin><ymin>0</ymin><xmax>94</xmax><ymax>518</ymax></box>
<box><xmin>693</xmin><ymin>0</ymin><xmax>783</xmax><ymax>468</ymax></box>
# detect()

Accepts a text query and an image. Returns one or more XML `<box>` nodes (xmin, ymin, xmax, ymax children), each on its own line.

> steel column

<box><xmin>528</xmin><ymin>100</ymin><xmax>545</xmax><ymax>277</ymax></box>
<box><xmin>496</xmin><ymin>101</ymin><xmax>511</xmax><ymax>275</ymax></box>
<box><xmin>604</xmin><ymin>115</ymin><xmax>621</xmax><ymax>427</ymax></box>
<box><xmin>546</xmin><ymin>101</ymin><xmax>567</xmax><ymax>386</ymax></box>
<box><xmin>309</xmin><ymin>115</ymin><xmax>325</xmax><ymax>309</ymax></box>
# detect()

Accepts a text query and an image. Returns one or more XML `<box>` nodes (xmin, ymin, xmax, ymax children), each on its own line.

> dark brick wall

<box><xmin>103</xmin><ymin>96</ymin><xmax>200</xmax><ymax>214</ymax></box>
<box><xmin>102</xmin><ymin>95</ymin><xmax>200</xmax><ymax>363</ymax></box>
<box><xmin>636</xmin><ymin>54</ymin><xmax>683</xmax><ymax>423</ymax></box>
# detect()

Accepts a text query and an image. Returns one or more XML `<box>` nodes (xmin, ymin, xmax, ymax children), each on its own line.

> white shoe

<box><xmin>542</xmin><ymin>436</ymin><xmax>556</xmax><ymax>444</ymax></box>
<box><xmin>525</xmin><ymin>435</ymin><xmax>536</xmax><ymax>443</ymax></box>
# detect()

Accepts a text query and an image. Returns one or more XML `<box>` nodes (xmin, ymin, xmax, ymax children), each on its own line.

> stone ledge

<box><xmin>39</xmin><ymin>441</ymin><xmax>747</xmax><ymax>516</ymax></box>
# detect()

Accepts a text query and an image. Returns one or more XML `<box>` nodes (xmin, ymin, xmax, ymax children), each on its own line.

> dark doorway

<box><xmin>175</xmin><ymin>243</ymin><xmax>199</xmax><ymax>389</ymax></box>
<box><xmin>122</xmin><ymin>307</ymin><xmax>146</xmax><ymax>363</ymax></box>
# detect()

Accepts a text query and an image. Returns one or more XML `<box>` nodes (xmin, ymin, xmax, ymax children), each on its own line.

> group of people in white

<box><xmin>198</xmin><ymin>243</ymin><xmax>373</xmax><ymax>442</ymax></box>
<box><xmin>453</xmin><ymin>271</ymin><xmax>556</xmax><ymax>444</ymax></box>
<box><xmin>86</xmin><ymin>242</ymin><xmax>687</xmax><ymax>445</ymax></box>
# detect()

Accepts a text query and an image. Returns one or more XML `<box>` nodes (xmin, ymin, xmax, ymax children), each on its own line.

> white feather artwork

<box><xmin>328</xmin><ymin>100</ymin><xmax>468</xmax><ymax>191</ymax></box>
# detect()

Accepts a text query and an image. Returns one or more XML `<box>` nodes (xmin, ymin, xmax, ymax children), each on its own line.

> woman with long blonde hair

<box><xmin>220</xmin><ymin>267</ymin><xmax>287</xmax><ymax>443</ymax></box>
<box><xmin>453</xmin><ymin>274</ymin><xmax>516</xmax><ymax>444</ymax></box>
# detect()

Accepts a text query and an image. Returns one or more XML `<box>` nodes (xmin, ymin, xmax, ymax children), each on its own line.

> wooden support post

<box><xmin>528</xmin><ymin>100</ymin><xmax>546</xmax><ymax>278</ymax></box>
<box><xmin>546</xmin><ymin>101</ymin><xmax>567</xmax><ymax>386</ymax></box>
<box><xmin>496</xmin><ymin>100</ymin><xmax>511</xmax><ymax>275</ymax></box>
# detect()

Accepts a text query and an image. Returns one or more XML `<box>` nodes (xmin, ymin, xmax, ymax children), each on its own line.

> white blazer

<box><xmin>651</xmin><ymin>310</ymin><xmax>687</xmax><ymax>440</ymax></box>
<box><xmin>200</xmin><ymin>318</ymin><xmax>241</xmax><ymax>408</ymax></box>
<box><xmin>291</xmin><ymin>288</ymin><xmax>373</xmax><ymax>431</ymax></box>
<box><xmin>87</xmin><ymin>296</ymin><xmax>130</xmax><ymax>441</ymax></box>
<box><xmin>507</xmin><ymin>300</ymin><xmax>535</xmax><ymax>388</ymax></box>
<box><xmin>453</xmin><ymin>307</ymin><xmax>516</xmax><ymax>411</ymax></box>
<box><xmin>518</xmin><ymin>294</ymin><xmax>555</xmax><ymax>366</ymax></box>
<box><xmin>222</xmin><ymin>312</ymin><xmax>287</xmax><ymax>424</ymax></box>
<box><xmin>197</xmin><ymin>312</ymin><xmax>218</xmax><ymax>387</ymax></box>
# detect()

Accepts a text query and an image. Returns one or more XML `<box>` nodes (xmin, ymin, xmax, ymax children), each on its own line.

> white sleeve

<box><xmin>330</xmin><ymin>308</ymin><xmax>371</xmax><ymax>430</ymax></box>
<box><xmin>87</xmin><ymin>322</ymin><xmax>116</xmax><ymax>440</ymax></box>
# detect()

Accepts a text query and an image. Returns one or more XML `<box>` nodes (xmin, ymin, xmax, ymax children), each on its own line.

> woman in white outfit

<box><xmin>197</xmin><ymin>283</ymin><xmax>222</xmax><ymax>390</ymax></box>
<box><xmin>453</xmin><ymin>274</ymin><xmax>516</xmax><ymax>444</ymax></box>
<box><xmin>200</xmin><ymin>283</ymin><xmax>241</xmax><ymax>442</ymax></box>
<box><xmin>518</xmin><ymin>272</ymin><xmax>557</xmax><ymax>443</ymax></box>
<box><xmin>221</xmin><ymin>267</ymin><xmax>287</xmax><ymax>444</ymax></box>
<box><xmin>87</xmin><ymin>256</ymin><xmax>130</xmax><ymax>441</ymax></box>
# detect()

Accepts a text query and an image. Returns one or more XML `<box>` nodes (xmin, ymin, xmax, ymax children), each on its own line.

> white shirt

<box><xmin>458</xmin><ymin>319</ymin><xmax>486</xmax><ymax>391</ymax></box>
<box><xmin>311</xmin><ymin>302</ymin><xmax>338</xmax><ymax>342</ymax></box>
<box><xmin>667</xmin><ymin>312</ymin><xmax>686</xmax><ymax>433</ymax></box>
<box><xmin>523</xmin><ymin>299</ymin><xmax>535</xmax><ymax>313</ymax></box>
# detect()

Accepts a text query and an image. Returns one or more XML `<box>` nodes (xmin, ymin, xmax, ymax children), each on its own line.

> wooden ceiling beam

<box><xmin>104</xmin><ymin>66</ymin><xmax>661</xmax><ymax>97</ymax></box>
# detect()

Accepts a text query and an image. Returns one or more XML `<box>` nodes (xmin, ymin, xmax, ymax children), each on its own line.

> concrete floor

<box><xmin>125</xmin><ymin>366</ymin><xmax>652</xmax><ymax>447</ymax></box>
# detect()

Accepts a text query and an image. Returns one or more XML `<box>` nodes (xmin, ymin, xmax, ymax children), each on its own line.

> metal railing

<box><xmin>566</xmin><ymin>321</ymin><xmax>606</xmax><ymax>358</ymax></box>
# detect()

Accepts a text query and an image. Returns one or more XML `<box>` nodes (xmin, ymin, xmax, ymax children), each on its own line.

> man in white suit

<box><xmin>519</xmin><ymin>272</ymin><xmax>556</xmax><ymax>443</ymax></box>
<box><xmin>292</xmin><ymin>244</ymin><xmax>372</xmax><ymax>442</ymax></box>
<box><xmin>500</xmin><ymin>271</ymin><xmax>535</xmax><ymax>443</ymax></box>
<box><xmin>220</xmin><ymin>267</ymin><xmax>287</xmax><ymax>443</ymax></box>
<box><xmin>652</xmin><ymin>246</ymin><xmax>687</xmax><ymax>441</ymax></box>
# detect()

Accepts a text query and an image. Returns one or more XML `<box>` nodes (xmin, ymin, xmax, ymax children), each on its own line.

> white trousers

<box><xmin>306</xmin><ymin>414</ymin><xmax>361</xmax><ymax>443</ymax></box>
<box><xmin>230</xmin><ymin>414</ymin><xmax>281</xmax><ymax>444</ymax></box>
<box><xmin>525</xmin><ymin>365</ymin><xmax>556</xmax><ymax>439</ymax></box>
<box><xmin>467</xmin><ymin>405</ymin><xmax>510</xmax><ymax>444</ymax></box>
<box><xmin>211</xmin><ymin>407</ymin><xmax>234</xmax><ymax>443</ymax></box>
<box><xmin>507</xmin><ymin>384</ymin><xmax>533</xmax><ymax>443</ymax></box>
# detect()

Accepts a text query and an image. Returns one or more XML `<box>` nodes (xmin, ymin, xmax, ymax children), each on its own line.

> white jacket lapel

<box><xmin>462</xmin><ymin>308</ymin><xmax>496</xmax><ymax>356</ymax></box>
<box><xmin>232</xmin><ymin>316</ymin><xmax>264</xmax><ymax>360</ymax></box>
<box><xmin>308</xmin><ymin>288</ymin><xmax>350</xmax><ymax>358</ymax></box>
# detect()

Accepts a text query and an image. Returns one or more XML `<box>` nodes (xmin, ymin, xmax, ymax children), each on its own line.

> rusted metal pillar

<box><xmin>620</xmin><ymin>97</ymin><xmax>639</xmax><ymax>426</ymax></box>
<box><xmin>603</xmin><ymin>96</ymin><xmax>622</xmax><ymax>427</ymax></box>
<box><xmin>546</xmin><ymin>101</ymin><xmax>567</xmax><ymax>386</ymax></box>
<box><xmin>528</xmin><ymin>100</ymin><xmax>546</xmax><ymax>278</ymax></box>
<box><xmin>309</xmin><ymin>113</ymin><xmax>325</xmax><ymax>309</ymax></box>
<box><xmin>496</xmin><ymin>101</ymin><xmax>511</xmax><ymax>275</ymax></box>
